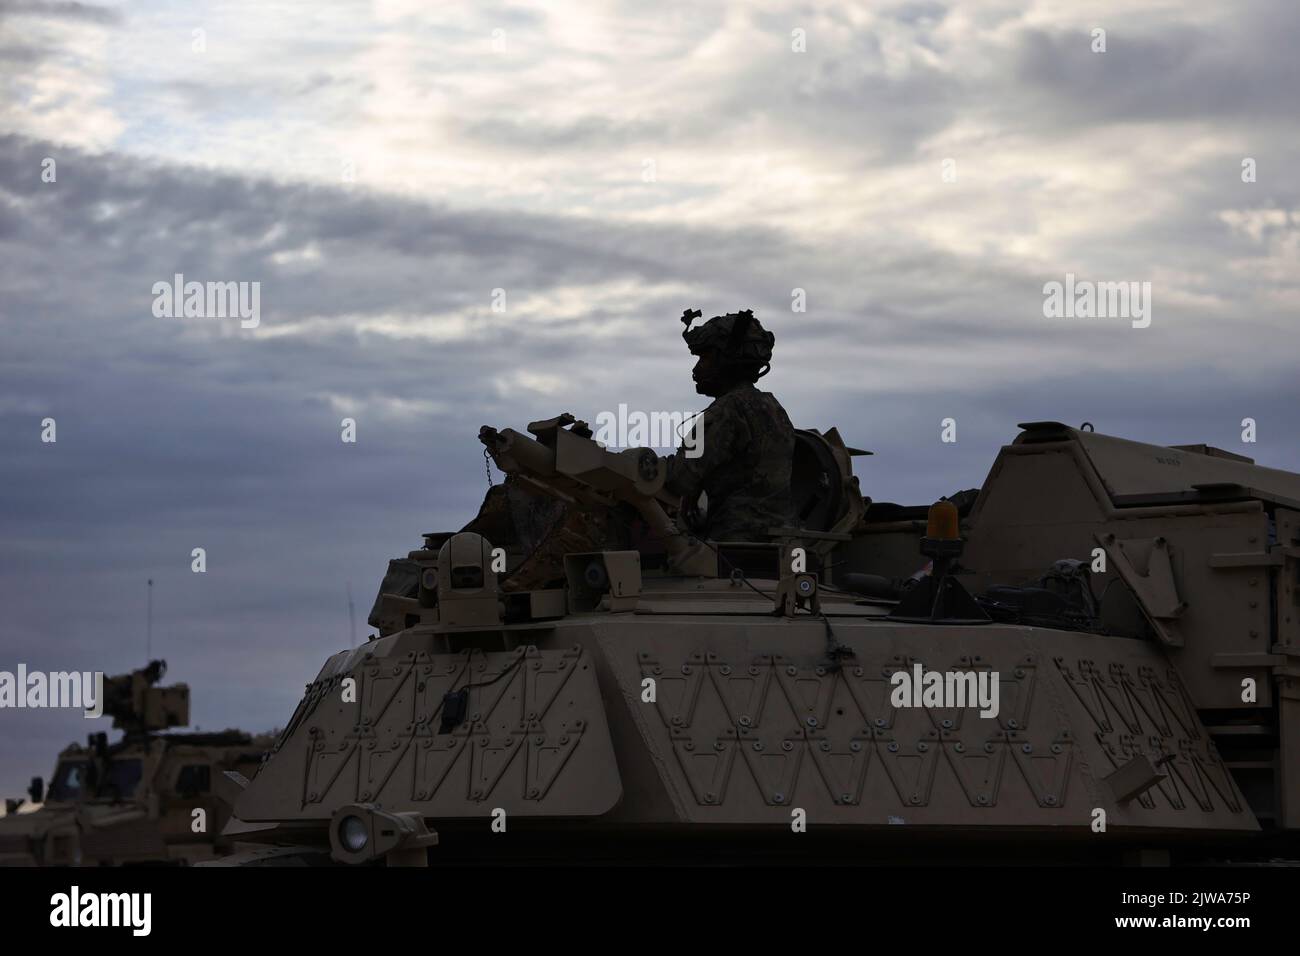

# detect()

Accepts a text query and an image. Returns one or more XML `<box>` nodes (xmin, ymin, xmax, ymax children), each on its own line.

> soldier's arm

<box><xmin>664</xmin><ymin>400</ymin><xmax>749</xmax><ymax>499</ymax></box>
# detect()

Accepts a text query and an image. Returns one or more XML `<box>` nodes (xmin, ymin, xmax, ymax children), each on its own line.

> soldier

<box><xmin>499</xmin><ymin>309</ymin><xmax>792</xmax><ymax>588</ymax></box>
<box><xmin>664</xmin><ymin>309</ymin><xmax>794</xmax><ymax>542</ymax></box>
<box><xmin>369</xmin><ymin>309</ymin><xmax>794</xmax><ymax>605</ymax></box>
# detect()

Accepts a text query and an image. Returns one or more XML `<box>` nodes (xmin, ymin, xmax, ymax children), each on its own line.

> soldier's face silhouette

<box><xmin>691</xmin><ymin>349</ymin><xmax>728</xmax><ymax>397</ymax></box>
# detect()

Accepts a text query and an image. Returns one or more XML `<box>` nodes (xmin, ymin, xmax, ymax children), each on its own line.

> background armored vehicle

<box><xmin>216</xmin><ymin>418</ymin><xmax>1299</xmax><ymax>865</ymax></box>
<box><xmin>0</xmin><ymin>660</ymin><xmax>274</xmax><ymax>866</ymax></box>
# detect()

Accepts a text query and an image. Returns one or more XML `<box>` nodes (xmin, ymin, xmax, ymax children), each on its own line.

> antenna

<box><xmin>146</xmin><ymin>578</ymin><xmax>154</xmax><ymax>660</ymax></box>
<box><xmin>346</xmin><ymin>582</ymin><xmax>357</xmax><ymax>649</ymax></box>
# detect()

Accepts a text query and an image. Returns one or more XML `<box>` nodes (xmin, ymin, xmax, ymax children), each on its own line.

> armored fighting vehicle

<box><xmin>215</xmin><ymin>418</ymin><xmax>1299</xmax><ymax>865</ymax></box>
<box><xmin>0</xmin><ymin>660</ymin><xmax>274</xmax><ymax>866</ymax></box>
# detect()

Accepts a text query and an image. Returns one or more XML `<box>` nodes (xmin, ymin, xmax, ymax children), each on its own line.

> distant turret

<box><xmin>99</xmin><ymin>659</ymin><xmax>189</xmax><ymax>735</ymax></box>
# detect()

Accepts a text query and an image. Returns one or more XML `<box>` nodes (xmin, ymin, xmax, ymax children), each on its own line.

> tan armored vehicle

<box><xmin>215</xmin><ymin>419</ymin><xmax>1299</xmax><ymax>864</ymax></box>
<box><xmin>0</xmin><ymin>660</ymin><xmax>273</xmax><ymax>866</ymax></box>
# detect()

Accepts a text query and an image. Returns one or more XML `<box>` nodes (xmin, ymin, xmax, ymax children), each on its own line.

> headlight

<box><xmin>328</xmin><ymin>803</ymin><xmax>438</xmax><ymax>865</ymax></box>
<box><xmin>338</xmin><ymin>815</ymin><xmax>368</xmax><ymax>853</ymax></box>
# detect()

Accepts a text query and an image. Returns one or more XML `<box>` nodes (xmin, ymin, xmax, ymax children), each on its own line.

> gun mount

<box><xmin>479</xmin><ymin>413</ymin><xmax>715</xmax><ymax>577</ymax></box>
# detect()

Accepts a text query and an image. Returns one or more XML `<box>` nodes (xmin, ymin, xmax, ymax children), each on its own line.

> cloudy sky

<box><xmin>1</xmin><ymin>0</ymin><xmax>1298</xmax><ymax>798</ymax></box>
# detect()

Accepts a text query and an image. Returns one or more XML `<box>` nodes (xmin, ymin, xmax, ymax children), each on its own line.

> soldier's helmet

<box><xmin>680</xmin><ymin>309</ymin><xmax>775</xmax><ymax>379</ymax></box>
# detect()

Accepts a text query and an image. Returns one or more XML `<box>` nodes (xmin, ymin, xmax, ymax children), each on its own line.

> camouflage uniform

<box><xmin>461</xmin><ymin>476</ymin><xmax>632</xmax><ymax>591</ymax></box>
<box><xmin>496</xmin><ymin>309</ymin><xmax>793</xmax><ymax>587</ymax></box>
<box><xmin>501</xmin><ymin>504</ymin><xmax>635</xmax><ymax>590</ymax></box>
<box><xmin>462</xmin><ymin>475</ymin><xmax>566</xmax><ymax>557</ymax></box>
<box><xmin>501</xmin><ymin>375</ymin><xmax>797</xmax><ymax>587</ymax></box>
<box><xmin>664</xmin><ymin>382</ymin><xmax>794</xmax><ymax>541</ymax></box>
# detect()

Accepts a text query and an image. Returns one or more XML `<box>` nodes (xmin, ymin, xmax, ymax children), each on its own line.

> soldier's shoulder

<box><xmin>714</xmin><ymin>383</ymin><xmax>773</xmax><ymax>407</ymax></box>
<box><xmin>711</xmin><ymin>385</ymin><xmax>792</xmax><ymax>428</ymax></box>
<box><xmin>750</xmin><ymin>387</ymin><xmax>793</xmax><ymax>423</ymax></box>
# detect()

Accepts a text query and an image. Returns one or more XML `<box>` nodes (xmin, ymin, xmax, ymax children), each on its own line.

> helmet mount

<box><xmin>680</xmin><ymin>308</ymin><xmax>775</xmax><ymax>381</ymax></box>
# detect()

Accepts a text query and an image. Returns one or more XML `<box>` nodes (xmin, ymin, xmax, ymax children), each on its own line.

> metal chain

<box><xmin>483</xmin><ymin>447</ymin><xmax>494</xmax><ymax>489</ymax></box>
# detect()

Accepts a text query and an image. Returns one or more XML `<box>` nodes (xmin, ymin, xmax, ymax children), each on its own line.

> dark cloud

<box><xmin>715</xmin><ymin>0</ymin><xmax>1300</xmax><ymax>166</ymax></box>
<box><xmin>0</xmin><ymin>42</ymin><xmax>50</xmax><ymax>65</ymax></box>
<box><xmin>1008</xmin><ymin>4</ymin><xmax>1300</xmax><ymax>126</ymax></box>
<box><xmin>0</xmin><ymin>0</ymin><xmax>122</xmax><ymax>25</ymax></box>
<box><xmin>890</xmin><ymin>2</ymin><xmax>949</xmax><ymax>26</ymax></box>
